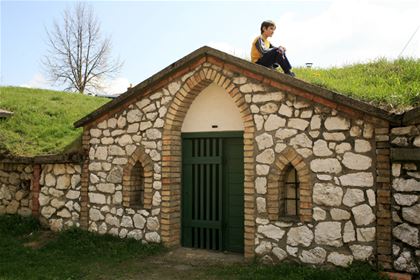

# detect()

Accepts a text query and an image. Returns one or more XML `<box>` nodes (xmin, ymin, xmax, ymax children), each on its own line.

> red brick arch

<box><xmin>267</xmin><ymin>147</ymin><xmax>312</xmax><ymax>223</ymax></box>
<box><xmin>122</xmin><ymin>145</ymin><xmax>154</xmax><ymax>209</ymax></box>
<box><xmin>160</xmin><ymin>65</ymin><xmax>256</xmax><ymax>259</ymax></box>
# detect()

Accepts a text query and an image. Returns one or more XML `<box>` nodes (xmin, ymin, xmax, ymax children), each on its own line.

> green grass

<box><xmin>206</xmin><ymin>262</ymin><xmax>388</xmax><ymax>280</ymax></box>
<box><xmin>0</xmin><ymin>215</ymin><xmax>164</xmax><ymax>280</ymax></box>
<box><xmin>1</xmin><ymin>58</ymin><xmax>418</xmax><ymax>156</ymax></box>
<box><xmin>0</xmin><ymin>214</ymin><xmax>388</xmax><ymax>280</ymax></box>
<box><xmin>294</xmin><ymin>57</ymin><xmax>420</xmax><ymax>112</ymax></box>
<box><xmin>0</xmin><ymin>87</ymin><xmax>110</xmax><ymax>157</ymax></box>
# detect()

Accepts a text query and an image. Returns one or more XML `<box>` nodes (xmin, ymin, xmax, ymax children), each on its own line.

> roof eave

<box><xmin>74</xmin><ymin>46</ymin><xmax>401</xmax><ymax>128</ymax></box>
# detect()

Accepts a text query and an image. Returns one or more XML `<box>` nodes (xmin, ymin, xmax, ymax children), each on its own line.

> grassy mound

<box><xmin>1</xmin><ymin>58</ymin><xmax>419</xmax><ymax>156</ymax></box>
<box><xmin>294</xmin><ymin>57</ymin><xmax>420</xmax><ymax>112</ymax></box>
<box><xmin>0</xmin><ymin>87</ymin><xmax>110</xmax><ymax>157</ymax></box>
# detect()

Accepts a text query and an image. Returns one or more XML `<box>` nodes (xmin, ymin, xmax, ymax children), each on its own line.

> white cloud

<box><xmin>21</xmin><ymin>74</ymin><xmax>130</xmax><ymax>97</ymax></box>
<box><xmin>207</xmin><ymin>41</ymin><xmax>249</xmax><ymax>60</ymax></box>
<box><xmin>100</xmin><ymin>77</ymin><xmax>131</xmax><ymax>96</ymax></box>
<box><xmin>272</xmin><ymin>0</ymin><xmax>420</xmax><ymax>67</ymax></box>
<box><xmin>20</xmin><ymin>73</ymin><xmax>53</xmax><ymax>89</ymax></box>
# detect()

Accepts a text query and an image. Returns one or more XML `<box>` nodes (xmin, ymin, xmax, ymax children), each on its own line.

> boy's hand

<box><xmin>277</xmin><ymin>46</ymin><xmax>286</xmax><ymax>53</ymax></box>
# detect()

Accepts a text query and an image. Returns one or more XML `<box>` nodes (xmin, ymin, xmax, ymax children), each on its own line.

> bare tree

<box><xmin>43</xmin><ymin>3</ymin><xmax>122</xmax><ymax>94</ymax></box>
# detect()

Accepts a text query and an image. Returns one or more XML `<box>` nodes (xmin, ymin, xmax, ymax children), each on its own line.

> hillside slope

<box><xmin>0</xmin><ymin>87</ymin><xmax>110</xmax><ymax>157</ymax></box>
<box><xmin>1</xmin><ymin>58</ymin><xmax>419</xmax><ymax>156</ymax></box>
<box><xmin>294</xmin><ymin>58</ymin><xmax>420</xmax><ymax>112</ymax></box>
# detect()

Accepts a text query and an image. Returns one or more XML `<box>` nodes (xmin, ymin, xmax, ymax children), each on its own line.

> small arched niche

<box><xmin>181</xmin><ymin>83</ymin><xmax>244</xmax><ymax>132</ymax></box>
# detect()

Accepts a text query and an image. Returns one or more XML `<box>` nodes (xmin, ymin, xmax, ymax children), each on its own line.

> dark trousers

<box><xmin>256</xmin><ymin>48</ymin><xmax>292</xmax><ymax>73</ymax></box>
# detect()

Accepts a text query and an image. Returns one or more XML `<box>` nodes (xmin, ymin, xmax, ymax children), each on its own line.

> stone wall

<box><xmin>82</xmin><ymin>60</ymin><xmax>382</xmax><ymax>267</ymax></box>
<box><xmin>0</xmin><ymin>163</ymin><xmax>32</xmax><ymax>216</ymax></box>
<box><xmin>0</xmin><ymin>162</ymin><xmax>82</xmax><ymax>232</ymax></box>
<box><xmin>38</xmin><ymin>163</ymin><xmax>82</xmax><ymax>231</ymax></box>
<box><xmin>83</xmin><ymin>76</ymin><xmax>172</xmax><ymax>242</ymax></box>
<box><xmin>391</xmin><ymin>125</ymin><xmax>420</xmax><ymax>274</ymax></box>
<box><xmin>249</xmin><ymin>83</ymin><xmax>377</xmax><ymax>267</ymax></box>
<box><xmin>4</xmin><ymin>56</ymin><xmax>419</xmax><ymax>273</ymax></box>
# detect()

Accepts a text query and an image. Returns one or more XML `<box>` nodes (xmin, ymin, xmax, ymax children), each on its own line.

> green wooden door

<box><xmin>181</xmin><ymin>132</ymin><xmax>244</xmax><ymax>253</ymax></box>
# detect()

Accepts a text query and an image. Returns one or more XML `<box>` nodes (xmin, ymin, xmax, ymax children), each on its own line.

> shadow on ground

<box><xmin>121</xmin><ymin>247</ymin><xmax>244</xmax><ymax>280</ymax></box>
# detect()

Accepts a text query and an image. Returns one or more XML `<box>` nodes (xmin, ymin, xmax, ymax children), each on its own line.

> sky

<box><xmin>1</xmin><ymin>0</ymin><xmax>419</xmax><ymax>96</ymax></box>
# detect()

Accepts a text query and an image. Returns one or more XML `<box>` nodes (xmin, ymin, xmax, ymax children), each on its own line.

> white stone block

<box><xmin>313</xmin><ymin>183</ymin><xmax>343</xmax><ymax>207</ymax></box>
<box><xmin>394</xmin><ymin>194</ymin><xmax>418</xmax><ymax>206</ymax></box>
<box><xmin>255</xmin><ymin>133</ymin><xmax>274</xmax><ymax>150</ymax></box>
<box><xmin>354</xmin><ymin>140</ymin><xmax>371</xmax><ymax>153</ymax></box>
<box><xmin>278</xmin><ymin>104</ymin><xmax>293</xmax><ymax>117</ymax></box>
<box><xmin>310</xmin><ymin>158</ymin><xmax>342</xmax><ymax>174</ymax></box>
<box><xmin>342</xmin><ymin>152</ymin><xmax>372</xmax><ymax>171</ymax></box>
<box><xmin>299</xmin><ymin>247</ymin><xmax>326</xmax><ymax>264</ymax></box>
<box><xmin>89</xmin><ymin>193</ymin><xmax>106</xmax><ymax>204</ymax></box>
<box><xmin>402</xmin><ymin>204</ymin><xmax>420</xmax><ymax>224</ymax></box>
<box><xmin>313</xmin><ymin>140</ymin><xmax>333</xmax><ymax>157</ymax></box>
<box><xmin>287</xmin><ymin>225</ymin><xmax>313</xmax><ymax>247</ymax></box>
<box><xmin>324</xmin><ymin>116</ymin><xmax>350</xmax><ymax>131</ymax></box>
<box><xmin>350</xmin><ymin>245</ymin><xmax>373</xmax><ymax>260</ymax></box>
<box><xmin>256</xmin><ymin>149</ymin><xmax>275</xmax><ymax>164</ymax></box>
<box><xmin>343</xmin><ymin>221</ymin><xmax>356</xmax><ymax>243</ymax></box>
<box><xmin>255</xmin><ymin>240</ymin><xmax>272</xmax><ymax>255</ymax></box>
<box><xmin>290</xmin><ymin>133</ymin><xmax>313</xmax><ymax>148</ymax></box>
<box><xmin>314</xmin><ymin>222</ymin><xmax>342</xmax><ymax>247</ymax></box>
<box><xmin>393</xmin><ymin>178</ymin><xmax>420</xmax><ymax>192</ymax></box>
<box><xmin>255</xmin><ymin>177</ymin><xmax>267</xmax><ymax>194</ymax></box>
<box><xmin>330</xmin><ymin>208</ymin><xmax>351</xmax><ymax>220</ymax></box>
<box><xmin>352</xmin><ymin>204</ymin><xmax>375</xmax><ymax>226</ymax></box>
<box><xmin>327</xmin><ymin>252</ymin><xmax>353</xmax><ymax>267</ymax></box>
<box><xmin>288</xmin><ymin>118</ymin><xmax>309</xmax><ymax>131</ymax></box>
<box><xmin>313</xmin><ymin>207</ymin><xmax>326</xmax><ymax>221</ymax></box>
<box><xmin>275</xmin><ymin>128</ymin><xmax>297</xmax><ymax>140</ymax></box>
<box><xmin>257</xmin><ymin>224</ymin><xmax>285</xmax><ymax>241</ymax></box>
<box><xmin>256</xmin><ymin>197</ymin><xmax>266</xmax><ymax>213</ymax></box>
<box><xmin>272</xmin><ymin>247</ymin><xmax>287</xmax><ymax>261</ymax></box>
<box><xmin>357</xmin><ymin>227</ymin><xmax>376</xmax><ymax>242</ymax></box>
<box><xmin>264</xmin><ymin>115</ymin><xmax>286</xmax><ymax>131</ymax></box>
<box><xmin>339</xmin><ymin>172</ymin><xmax>374</xmax><ymax>187</ymax></box>
<box><xmin>310</xmin><ymin>115</ymin><xmax>321</xmax><ymax>130</ymax></box>
<box><xmin>260</xmin><ymin>103</ymin><xmax>278</xmax><ymax>114</ymax></box>
<box><xmin>393</xmin><ymin>223</ymin><xmax>419</xmax><ymax>247</ymax></box>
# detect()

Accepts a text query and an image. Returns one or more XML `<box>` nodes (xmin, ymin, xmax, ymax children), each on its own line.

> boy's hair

<box><xmin>260</xmin><ymin>20</ymin><xmax>276</xmax><ymax>34</ymax></box>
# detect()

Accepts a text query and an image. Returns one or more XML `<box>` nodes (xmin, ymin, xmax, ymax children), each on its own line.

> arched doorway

<box><xmin>181</xmin><ymin>83</ymin><xmax>244</xmax><ymax>252</ymax></box>
<box><xmin>161</xmin><ymin>67</ymin><xmax>255</xmax><ymax>258</ymax></box>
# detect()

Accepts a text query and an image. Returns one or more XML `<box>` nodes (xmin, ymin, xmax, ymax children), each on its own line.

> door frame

<box><xmin>181</xmin><ymin>131</ymin><xmax>244</xmax><ymax>139</ymax></box>
<box><xmin>181</xmin><ymin>131</ymin><xmax>244</xmax><ymax>252</ymax></box>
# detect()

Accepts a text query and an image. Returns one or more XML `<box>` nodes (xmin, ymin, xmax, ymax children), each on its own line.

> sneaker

<box><xmin>286</xmin><ymin>71</ymin><xmax>296</xmax><ymax>77</ymax></box>
<box><xmin>270</xmin><ymin>64</ymin><xmax>280</xmax><ymax>70</ymax></box>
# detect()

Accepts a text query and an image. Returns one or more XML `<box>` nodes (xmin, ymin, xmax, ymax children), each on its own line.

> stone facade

<box><xmin>78</xmin><ymin>59</ymin><xmax>381</xmax><ymax>265</ymax></box>
<box><xmin>1</xmin><ymin>48</ymin><xmax>419</xmax><ymax>275</ymax></box>
<box><xmin>252</xmin><ymin>91</ymin><xmax>377</xmax><ymax>266</ymax></box>
<box><xmin>0</xmin><ymin>163</ymin><xmax>32</xmax><ymax>216</ymax></box>
<box><xmin>391</xmin><ymin>125</ymin><xmax>420</xmax><ymax>274</ymax></box>
<box><xmin>38</xmin><ymin>163</ymin><xmax>82</xmax><ymax>231</ymax></box>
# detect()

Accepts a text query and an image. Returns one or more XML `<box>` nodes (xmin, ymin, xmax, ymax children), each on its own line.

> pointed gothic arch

<box><xmin>160</xmin><ymin>65</ymin><xmax>256</xmax><ymax>259</ymax></box>
<box><xmin>267</xmin><ymin>147</ymin><xmax>312</xmax><ymax>222</ymax></box>
<box><xmin>122</xmin><ymin>146</ymin><xmax>154</xmax><ymax>210</ymax></box>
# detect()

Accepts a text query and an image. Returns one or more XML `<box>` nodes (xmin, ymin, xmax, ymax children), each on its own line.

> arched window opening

<box><xmin>129</xmin><ymin>161</ymin><xmax>144</xmax><ymax>208</ymax></box>
<box><xmin>280</xmin><ymin>165</ymin><xmax>300</xmax><ymax>217</ymax></box>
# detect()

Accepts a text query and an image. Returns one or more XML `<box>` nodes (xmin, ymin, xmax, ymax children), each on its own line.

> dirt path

<box><xmin>121</xmin><ymin>247</ymin><xmax>244</xmax><ymax>280</ymax></box>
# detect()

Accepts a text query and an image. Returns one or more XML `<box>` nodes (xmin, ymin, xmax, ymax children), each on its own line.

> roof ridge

<box><xmin>74</xmin><ymin>46</ymin><xmax>404</xmax><ymax>128</ymax></box>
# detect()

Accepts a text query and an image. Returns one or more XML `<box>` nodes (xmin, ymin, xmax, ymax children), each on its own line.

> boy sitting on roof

<box><xmin>251</xmin><ymin>20</ymin><xmax>295</xmax><ymax>77</ymax></box>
